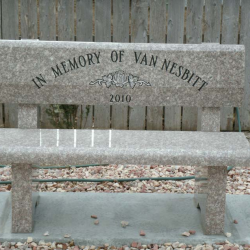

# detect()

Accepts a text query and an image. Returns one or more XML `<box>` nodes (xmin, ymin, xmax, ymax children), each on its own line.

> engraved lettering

<box><xmin>51</xmin><ymin>65</ymin><xmax>63</xmax><ymax>78</ymax></box>
<box><xmin>134</xmin><ymin>52</ymin><xmax>142</xmax><ymax>64</ymax></box>
<box><xmin>140</xmin><ymin>54</ymin><xmax>147</xmax><ymax>65</ymax></box>
<box><xmin>69</xmin><ymin>57</ymin><xmax>79</xmax><ymax>70</ymax></box>
<box><xmin>161</xmin><ymin>59</ymin><xmax>171</xmax><ymax>71</ymax></box>
<box><xmin>87</xmin><ymin>53</ymin><xmax>94</xmax><ymax>65</ymax></box>
<box><xmin>94</xmin><ymin>52</ymin><xmax>101</xmax><ymax>64</ymax></box>
<box><xmin>175</xmin><ymin>66</ymin><xmax>184</xmax><ymax>77</ymax></box>
<box><xmin>181</xmin><ymin>69</ymin><xmax>190</xmax><ymax>80</ymax></box>
<box><xmin>32</xmin><ymin>74</ymin><xmax>47</xmax><ymax>89</ymax></box>
<box><xmin>170</xmin><ymin>62</ymin><xmax>177</xmax><ymax>75</ymax></box>
<box><xmin>78</xmin><ymin>56</ymin><xmax>86</xmax><ymax>67</ymax></box>
<box><xmin>198</xmin><ymin>80</ymin><xmax>208</xmax><ymax>91</ymax></box>
<box><xmin>149</xmin><ymin>55</ymin><xmax>158</xmax><ymax>67</ymax></box>
<box><xmin>61</xmin><ymin>61</ymin><xmax>69</xmax><ymax>73</ymax></box>
<box><xmin>192</xmin><ymin>76</ymin><xmax>201</xmax><ymax>86</ymax></box>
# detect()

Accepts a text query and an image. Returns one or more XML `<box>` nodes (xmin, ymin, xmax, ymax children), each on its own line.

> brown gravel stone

<box><xmin>131</xmin><ymin>242</ymin><xmax>138</xmax><ymax>248</ymax></box>
<box><xmin>189</xmin><ymin>230</ymin><xmax>196</xmax><ymax>235</ymax></box>
<box><xmin>231</xmin><ymin>247</ymin><xmax>239</xmax><ymax>250</ymax></box>
<box><xmin>69</xmin><ymin>240</ymin><xmax>75</xmax><ymax>247</ymax></box>
<box><xmin>234</xmin><ymin>220</ymin><xmax>238</xmax><ymax>224</ymax></box>
<box><xmin>140</xmin><ymin>230</ymin><xmax>146</xmax><ymax>236</ymax></box>
<box><xmin>91</xmin><ymin>215</ymin><xmax>98</xmax><ymax>219</ymax></box>
<box><xmin>137</xmin><ymin>243</ymin><xmax>142</xmax><ymax>249</ymax></box>
<box><xmin>153</xmin><ymin>244</ymin><xmax>158</xmax><ymax>250</ymax></box>
<box><xmin>62</xmin><ymin>243</ymin><xmax>68</xmax><ymax>250</ymax></box>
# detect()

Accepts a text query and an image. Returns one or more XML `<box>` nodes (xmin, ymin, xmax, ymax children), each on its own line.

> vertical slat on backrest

<box><xmin>76</xmin><ymin>0</ymin><xmax>93</xmax><ymax>129</ymax></box>
<box><xmin>204</xmin><ymin>0</ymin><xmax>221</xmax><ymax>43</ymax></box>
<box><xmin>2</xmin><ymin>0</ymin><xmax>19</xmax><ymax>128</ymax></box>
<box><xmin>147</xmin><ymin>0</ymin><xmax>166</xmax><ymax>130</ymax></box>
<box><xmin>238</xmin><ymin>0</ymin><xmax>250</xmax><ymax>131</ymax></box>
<box><xmin>94</xmin><ymin>0</ymin><xmax>111</xmax><ymax>129</ymax></box>
<box><xmin>58</xmin><ymin>0</ymin><xmax>74</xmax><ymax>42</ymax></box>
<box><xmin>182</xmin><ymin>0</ymin><xmax>203</xmax><ymax>131</ymax></box>
<box><xmin>112</xmin><ymin>0</ymin><xmax>129</xmax><ymax>130</ymax></box>
<box><xmin>220</xmin><ymin>0</ymin><xmax>240</xmax><ymax>131</ymax></box>
<box><xmin>1</xmin><ymin>0</ymin><xmax>19</xmax><ymax>41</ymax></box>
<box><xmin>76</xmin><ymin>0</ymin><xmax>93</xmax><ymax>42</ymax></box>
<box><xmin>0</xmin><ymin>0</ymin><xmax>3</xmax><ymax>128</ymax></box>
<box><xmin>129</xmin><ymin>0</ymin><xmax>148</xmax><ymax>130</ymax></box>
<box><xmin>39</xmin><ymin>0</ymin><xmax>56</xmax><ymax>128</ymax></box>
<box><xmin>165</xmin><ymin>0</ymin><xmax>184</xmax><ymax>130</ymax></box>
<box><xmin>40</xmin><ymin>0</ymin><xmax>56</xmax><ymax>41</ymax></box>
<box><xmin>21</xmin><ymin>0</ymin><xmax>37</xmax><ymax>39</ymax></box>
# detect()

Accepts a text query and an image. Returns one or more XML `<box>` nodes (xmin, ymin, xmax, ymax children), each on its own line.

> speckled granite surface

<box><xmin>195</xmin><ymin>107</ymin><xmax>228</xmax><ymax>235</ymax></box>
<box><xmin>11</xmin><ymin>163</ymin><xmax>33</xmax><ymax>233</ymax></box>
<box><xmin>0</xmin><ymin>40</ymin><xmax>245</xmax><ymax>107</ymax></box>
<box><xmin>195</xmin><ymin>166</ymin><xmax>228</xmax><ymax>235</ymax></box>
<box><xmin>0</xmin><ymin>129</ymin><xmax>249</xmax><ymax>167</ymax></box>
<box><xmin>18</xmin><ymin>104</ymin><xmax>38</xmax><ymax>129</ymax></box>
<box><xmin>200</xmin><ymin>107</ymin><xmax>221</xmax><ymax>132</ymax></box>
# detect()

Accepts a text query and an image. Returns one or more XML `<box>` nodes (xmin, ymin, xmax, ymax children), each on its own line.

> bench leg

<box><xmin>12</xmin><ymin>163</ymin><xmax>33</xmax><ymax>233</ymax></box>
<box><xmin>194</xmin><ymin>166</ymin><xmax>227</xmax><ymax>235</ymax></box>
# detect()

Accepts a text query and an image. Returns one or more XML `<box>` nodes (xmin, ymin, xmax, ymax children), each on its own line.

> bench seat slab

<box><xmin>12</xmin><ymin>163</ymin><xmax>33</xmax><ymax>233</ymax></box>
<box><xmin>0</xmin><ymin>129</ymin><xmax>249</xmax><ymax>167</ymax></box>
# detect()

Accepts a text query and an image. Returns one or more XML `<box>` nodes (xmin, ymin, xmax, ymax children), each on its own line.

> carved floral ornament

<box><xmin>89</xmin><ymin>70</ymin><xmax>151</xmax><ymax>89</ymax></box>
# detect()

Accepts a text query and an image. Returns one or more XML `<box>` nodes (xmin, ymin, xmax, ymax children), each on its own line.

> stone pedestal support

<box><xmin>11</xmin><ymin>163</ymin><xmax>33</xmax><ymax>233</ymax></box>
<box><xmin>195</xmin><ymin>107</ymin><xmax>227</xmax><ymax>234</ymax></box>
<box><xmin>195</xmin><ymin>165</ymin><xmax>228</xmax><ymax>234</ymax></box>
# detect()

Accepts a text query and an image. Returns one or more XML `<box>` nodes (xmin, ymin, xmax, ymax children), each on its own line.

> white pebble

<box><xmin>44</xmin><ymin>231</ymin><xmax>49</xmax><ymax>236</ymax></box>
<box><xmin>121</xmin><ymin>221</ymin><xmax>129</xmax><ymax>228</ymax></box>
<box><xmin>27</xmin><ymin>237</ymin><xmax>33</xmax><ymax>243</ymax></box>
<box><xmin>182</xmin><ymin>232</ymin><xmax>190</xmax><ymax>237</ymax></box>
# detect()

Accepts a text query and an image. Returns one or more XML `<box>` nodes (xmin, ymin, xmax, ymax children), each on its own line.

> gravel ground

<box><xmin>1</xmin><ymin>164</ymin><xmax>250</xmax><ymax>249</ymax></box>
<box><xmin>1</xmin><ymin>165</ymin><xmax>250</xmax><ymax>195</ymax></box>
<box><xmin>1</xmin><ymin>239</ymin><xmax>250</xmax><ymax>250</ymax></box>
<box><xmin>0</xmin><ymin>132</ymin><xmax>249</xmax><ymax>249</ymax></box>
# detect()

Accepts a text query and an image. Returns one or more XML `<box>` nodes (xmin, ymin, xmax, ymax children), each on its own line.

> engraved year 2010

<box><xmin>110</xmin><ymin>94</ymin><xmax>131</xmax><ymax>103</ymax></box>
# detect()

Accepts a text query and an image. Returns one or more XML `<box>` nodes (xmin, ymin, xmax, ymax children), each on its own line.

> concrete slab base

<box><xmin>0</xmin><ymin>192</ymin><xmax>250</xmax><ymax>245</ymax></box>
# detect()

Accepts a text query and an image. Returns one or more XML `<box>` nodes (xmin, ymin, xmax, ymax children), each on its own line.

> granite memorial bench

<box><xmin>0</xmin><ymin>40</ymin><xmax>249</xmax><ymax>235</ymax></box>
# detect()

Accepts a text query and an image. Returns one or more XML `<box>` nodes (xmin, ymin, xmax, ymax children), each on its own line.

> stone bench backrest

<box><xmin>0</xmin><ymin>40</ymin><xmax>245</xmax><ymax>108</ymax></box>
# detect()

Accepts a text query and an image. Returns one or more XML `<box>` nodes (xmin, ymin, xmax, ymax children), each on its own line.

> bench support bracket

<box><xmin>12</xmin><ymin>163</ymin><xmax>33</xmax><ymax>233</ymax></box>
<box><xmin>18</xmin><ymin>104</ymin><xmax>38</xmax><ymax>129</ymax></box>
<box><xmin>195</xmin><ymin>107</ymin><xmax>227</xmax><ymax>234</ymax></box>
